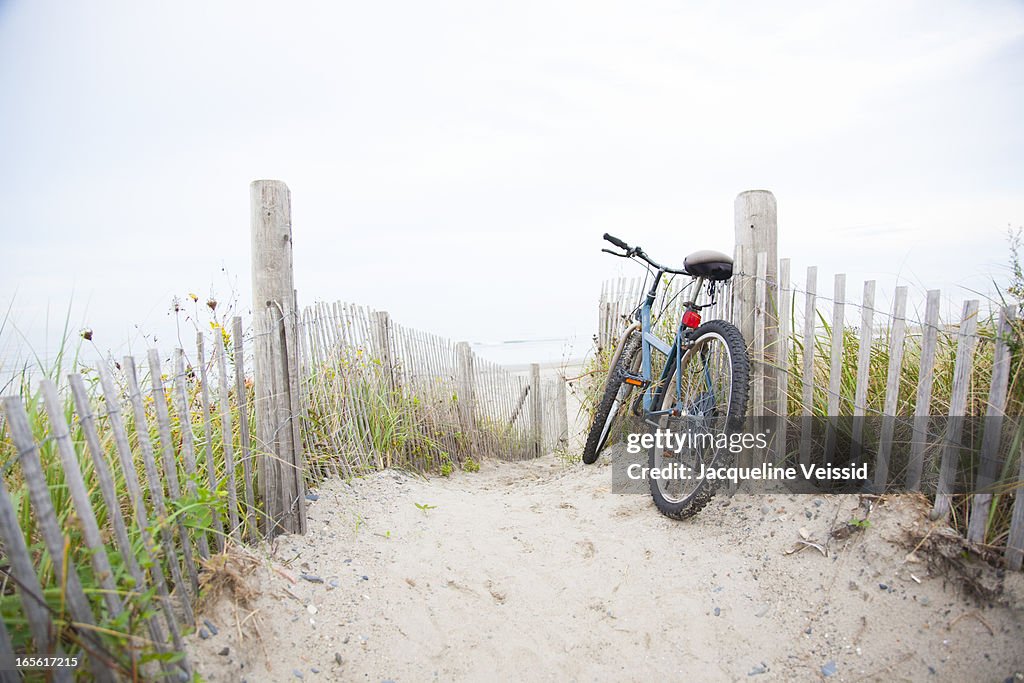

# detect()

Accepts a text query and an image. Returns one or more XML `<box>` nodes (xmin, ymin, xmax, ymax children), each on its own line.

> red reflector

<box><xmin>682</xmin><ymin>310</ymin><xmax>701</xmax><ymax>329</ymax></box>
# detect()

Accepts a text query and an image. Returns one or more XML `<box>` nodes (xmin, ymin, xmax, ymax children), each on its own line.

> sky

<box><xmin>1</xmin><ymin>0</ymin><xmax>1023</xmax><ymax>370</ymax></box>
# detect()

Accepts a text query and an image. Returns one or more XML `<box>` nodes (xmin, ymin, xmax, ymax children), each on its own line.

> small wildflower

<box><xmin>81</xmin><ymin>328</ymin><xmax>93</xmax><ymax>341</ymax></box>
<box><xmin>189</xmin><ymin>292</ymin><xmax>199</xmax><ymax>302</ymax></box>
<box><xmin>207</xmin><ymin>298</ymin><xmax>218</xmax><ymax>311</ymax></box>
<box><xmin>171</xmin><ymin>296</ymin><xmax>182</xmax><ymax>313</ymax></box>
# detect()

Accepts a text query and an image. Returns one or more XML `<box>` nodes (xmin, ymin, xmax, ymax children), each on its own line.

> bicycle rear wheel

<box><xmin>648</xmin><ymin>320</ymin><xmax>749</xmax><ymax>519</ymax></box>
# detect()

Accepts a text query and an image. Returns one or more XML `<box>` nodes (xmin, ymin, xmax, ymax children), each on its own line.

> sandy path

<box><xmin>189</xmin><ymin>455</ymin><xmax>1024</xmax><ymax>682</ymax></box>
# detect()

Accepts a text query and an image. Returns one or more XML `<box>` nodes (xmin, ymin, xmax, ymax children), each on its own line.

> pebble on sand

<box><xmin>821</xmin><ymin>661</ymin><xmax>838</xmax><ymax>677</ymax></box>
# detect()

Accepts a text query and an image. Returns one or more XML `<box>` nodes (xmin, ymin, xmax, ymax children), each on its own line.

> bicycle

<box><xmin>583</xmin><ymin>233</ymin><xmax>749</xmax><ymax>519</ymax></box>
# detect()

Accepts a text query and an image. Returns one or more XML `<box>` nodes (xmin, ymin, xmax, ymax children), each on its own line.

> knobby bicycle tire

<box><xmin>648</xmin><ymin>319</ymin><xmax>749</xmax><ymax>519</ymax></box>
<box><xmin>582</xmin><ymin>332</ymin><xmax>641</xmax><ymax>464</ymax></box>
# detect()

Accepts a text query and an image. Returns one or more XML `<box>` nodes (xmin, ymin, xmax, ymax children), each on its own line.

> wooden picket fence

<box><xmin>298</xmin><ymin>301</ymin><xmax>569</xmax><ymax>479</ymax></box>
<box><xmin>0</xmin><ymin>298</ymin><xmax>569</xmax><ymax>676</ymax></box>
<box><xmin>0</xmin><ymin>323</ymin><xmax>257</xmax><ymax>680</ymax></box>
<box><xmin>598</xmin><ymin>252</ymin><xmax>1024</xmax><ymax>570</ymax></box>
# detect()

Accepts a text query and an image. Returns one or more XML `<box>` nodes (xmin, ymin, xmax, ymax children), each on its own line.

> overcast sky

<box><xmin>1</xmin><ymin>1</ymin><xmax>1022</xmax><ymax>369</ymax></box>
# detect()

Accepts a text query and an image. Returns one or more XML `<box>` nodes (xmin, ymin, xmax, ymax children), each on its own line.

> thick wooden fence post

<box><xmin>456</xmin><ymin>342</ymin><xmax>477</xmax><ymax>453</ymax></box>
<box><xmin>530</xmin><ymin>363</ymin><xmax>543</xmax><ymax>457</ymax></box>
<box><xmin>372</xmin><ymin>311</ymin><xmax>396</xmax><ymax>391</ymax></box>
<box><xmin>557</xmin><ymin>376</ymin><xmax>569</xmax><ymax>450</ymax></box>
<box><xmin>734</xmin><ymin>190</ymin><xmax>778</xmax><ymax>418</ymax></box>
<box><xmin>251</xmin><ymin>179</ymin><xmax>306</xmax><ymax>537</ymax></box>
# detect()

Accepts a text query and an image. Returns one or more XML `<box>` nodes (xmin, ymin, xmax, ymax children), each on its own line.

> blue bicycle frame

<box><xmin>636</xmin><ymin>272</ymin><xmax>711</xmax><ymax>422</ymax></box>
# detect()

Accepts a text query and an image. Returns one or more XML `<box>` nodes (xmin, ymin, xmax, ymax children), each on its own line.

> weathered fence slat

<box><xmin>0</xmin><ymin>619</ymin><xmax>18</xmax><ymax>681</ymax></box>
<box><xmin>233</xmin><ymin>316</ymin><xmax>259</xmax><ymax>538</ymax></box>
<box><xmin>215</xmin><ymin>333</ymin><xmax>242</xmax><ymax>542</ymax></box>
<box><xmin>932</xmin><ymin>300</ymin><xmax>981</xmax><ymax>519</ymax></box>
<box><xmin>752</xmin><ymin>252</ymin><xmax>767</xmax><ymax>420</ymax></box>
<box><xmin>850</xmin><ymin>280</ymin><xmax>875</xmax><ymax>463</ymax></box>
<box><xmin>775</xmin><ymin>258</ymin><xmax>791</xmax><ymax>464</ymax></box>
<box><xmin>907</xmin><ymin>290</ymin><xmax>942</xmax><ymax>491</ymax></box>
<box><xmin>2</xmin><ymin>397</ymin><xmax>114</xmax><ymax>683</ymax></box>
<box><xmin>39</xmin><ymin>380</ymin><xmax>122</xmax><ymax>616</ymax></box>
<box><xmin>1007</xmin><ymin>442</ymin><xmax>1024</xmax><ymax>570</ymax></box>
<box><xmin>171</xmin><ymin>349</ymin><xmax>212</xmax><ymax>560</ymax></box>
<box><xmin>823</xmin><ymin>274</ymin><xmax>847</xmax><ymax>464</ymax></box>
<box><xmin>967</xmin><ymin>306</ymin><xmax>1016</xmax><ymax>541</ymax></box>
<box><xmin>873</xmin><ymin>287</ymin><xmax>908</xmax><ymax>490</ymax></box>
<box><xmin>0</xmin><ymin>425</ymin><xmax>58</xmax><ymax>660</ymax></box>
<box><xmin>530</xmin><ymin>363</ymin><xmax>543</xmax><ymax>456</ymax></box>
<box><xmin>799</xmin><ymin>266</ymin><xmax>817</xmax><ymax>466</ymax></box>
<box><xmin>197</xmin><ymin>332</ymin><xmax>228</xmax><ymax>548</ymax></box>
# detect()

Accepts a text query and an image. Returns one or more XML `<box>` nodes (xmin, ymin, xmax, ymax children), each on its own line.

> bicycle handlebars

<box><xmin>601</xmin><ymin>233</ymin><xmax>689</xmax><ymax>275</ymax></box>
<box><xmin>603</xmin><ymin>233</ymin><xmax>629</xmax><ymax>250</ymax></box>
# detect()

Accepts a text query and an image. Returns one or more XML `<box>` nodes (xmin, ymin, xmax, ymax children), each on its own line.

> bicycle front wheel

<box><xmin>648</xmin><ymin>319</ymin><xmax>749</xmax><ymax>519</ymax></box>
<box><xmin>582</xmin><ymin>332</ymin><xmax>641</xmax><ymax>464</ymax></box>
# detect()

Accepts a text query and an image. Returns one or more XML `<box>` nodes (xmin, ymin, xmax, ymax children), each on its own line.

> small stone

<box><xmin>203</xmin><ymin>618</ymin><xmax>219</xmax><ymax>635</ymax></box>
<box><xmin>805</xmin><ymin>510</ymin><xmax>813</xmax><ymax>519</ymax></box>
<box><xmin>198</xmin><ymin>627</ymin><xmax>210</xmax><ymax>640</ymax></box>
<box><xmin>362</xmin><ymin>575</ymin><xmax>369</xmax><ymax>581</ymax></box>
<box><xmin>311</xmin><ymin>668</ymin><xmax>320</xmax><ymax>674</ymax></box>
<box><xmin>307</xmin><ymin>604</ymin><xmax>318</xmax><ymax>615</ymax></box>
<box><xmin>713</xmin><ymin>607</ymin><xmax>721</xmax><ymax>617</ymax></box>
<box><xmin>821</xmin><ymin>661</ymin><xmax>837</xmax><ymax>677</ymax></box>
<box><xmin>920</xmin><ymin>596</ymin><xmax>931</xmax><ymax>607</ymax></box>
<box><xmin>748</xmin><ymin>663</ymin><xmax>768</xmax><ymax>676</ymax></box>
<box><xmin>813</xmin><ymin>498</ymin><xmax>824</xmax><ymax>507</ymax></box>
<box><xmin>301</xmin><ymin>574</ymin><xmax>325</xmax><ymax>584</ymax></box>
<box><xmin>329</xmin><ymin>579</ymin><xmax>340</xmax><ymax>589</ymax></box>
<box><xmin>306</xmin><ymin>493</ymin><xmax>320</xmax><ymax>501</ymax></box>
<box><xmin>804</xmin><ymin>627</ymin><xmax>812</xmax><ymax>635</ymax></box>
<box><xmin>879</xmin><ymin>583</ymin><xmax>889</xmax><ymax>590</ymax></box>
<box><xmin>335</xmin><ymin>652</ymin><xmax>344</xmax><ymax>665</ymax></box>
<box><xmin>760</xmin><ymin>505</ymin><xmax>771</xmax><ymax>515</ymax></box>
<box><xmin>754</xmin><ymin>604</ymin><xmax>770</xmax><ymax>618</ymax></box>
<box><xmin>218</xmin><ymin>647</ymin><xmax>229</xmax><ymax>656</ymax></box>
<box><xmin>293</xmin><ymin>670</ymin><xmax>304</xmax><ymax>679</ymax></box>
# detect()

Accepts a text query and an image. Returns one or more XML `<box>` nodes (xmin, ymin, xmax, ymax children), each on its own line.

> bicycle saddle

<box><xmin>684</xmin><ymin>250</ymin><xmax>733</xmax><ymax>281</ymax></box>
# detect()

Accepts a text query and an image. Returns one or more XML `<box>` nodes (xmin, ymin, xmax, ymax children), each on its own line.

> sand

<box><xmin>186</xmin><ymin>452</ymin><xmax>1024</xmax><ymax>682</ymax></box>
